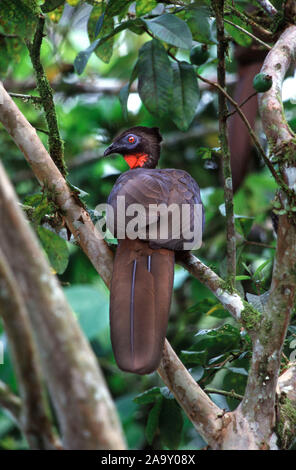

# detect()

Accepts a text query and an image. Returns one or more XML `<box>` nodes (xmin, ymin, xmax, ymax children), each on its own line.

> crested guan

<box><xmin>104</xmin><ymin>126</ymin><xmax>204</xmax><ymax>374</ymax></box>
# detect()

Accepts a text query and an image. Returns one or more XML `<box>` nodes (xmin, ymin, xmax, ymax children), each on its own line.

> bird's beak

<box><xmin>104</xmin><ymin>143</ymin><xmax>120</xmax><ymax>156</ymax></box>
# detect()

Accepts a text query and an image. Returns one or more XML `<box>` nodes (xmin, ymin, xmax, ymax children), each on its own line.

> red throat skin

<box><xmin>124</xmin><ymin>153</ymin><xmax>148</xmax><ymax>169</ymax></box>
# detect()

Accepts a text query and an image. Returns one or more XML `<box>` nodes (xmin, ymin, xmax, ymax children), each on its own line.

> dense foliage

<box><xmin>0</xmin><ymin>0</ymin><xmax>296</xmax><ymax>450</ymax></box>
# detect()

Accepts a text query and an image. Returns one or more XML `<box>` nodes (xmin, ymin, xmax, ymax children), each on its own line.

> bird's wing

<box><xmin>107</xmin><ymin>168</ymin><xmax>204</xmax><ymax>250</ymax></box>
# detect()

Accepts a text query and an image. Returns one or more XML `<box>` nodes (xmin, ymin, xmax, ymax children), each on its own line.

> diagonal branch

<box><xmin>158</xmin><ymin>341</ymin><xmax>225</xmax><ymax>449</ymax></box>
<box><xmin>256</xmin><ymin>0</ymin><xmax>278</xmax><ymax>17</ymax></box>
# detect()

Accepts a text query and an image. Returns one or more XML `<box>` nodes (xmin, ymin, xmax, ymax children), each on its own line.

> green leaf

<box><xmin>74</xmin><ymin>38</ymin><xmax>100</xmax><ymax>74</ymax></box>
<box><xmin>106</xmin><ymin>0</ymin><xmax>133</xmax><ymax>17</ymax></box>
<box><xmin>235</xmin><ymin>216</ymin><xmax>254</xmax><ymax>238</ymax></box>
<box><xmin>119</xmin><ymin>61</ymin><xmax>139</xmax><ymax>120</ymax></box>
<box><xmin>119</xmin><ymin>84</ymin><xmax>130</xmax><ymax>121</ymax></box>
<box><xmin>171</xmin><ymin>61</ymin><xmax>199</xmax><ymax>131</ymax></box>
<box><xmin>88</xmin><ymin>4</ymin><xmax>114</xmax><ymax>64</ymax></box>
<box><xmin>224</xmin><ymin>15</ymin><xmax>252</xmax><ymax>47</ymax></box>
<box><xmin>64</xmin><ymin>284</ymin><xmax>110</xmax><ymax>343</ymax></box>
<box><xmin>253</xmin><ymin>259</ymin><xmax>271</xmax><ymax>278</ymax></box>
<box><xmin>75</xmin><ymin>19</ymin><xmax>143</xmax><ymax>73</ymax></box>
<box><xmin>190</xmin><ymin>365</ymin><xmax>204</xmax><ymax>382</ymax></box>
<box><xmin>138</xmin><ymin>39</ymin><xmax>173</xmax><ymax>117</ymax></box>
<box><xmin>144</xmin><ymin>14</ymin><xmax>192</xmax><ymax>49</ymax></box>
<box><xmin>0</xmin><ymin>0</ymin><xmax>38</xmax><ymax>39</ymax></box>
<box><xmin>185</xmin><ymin>6</ymin><xmax>215</xmax><ymax>45</ymax></box>
<box><xmin>24</xmin><ymin>192</ymin><xmax>55</xmax><ymax>224</ymax></box>
<box><xmin>235</xmin><ymin>275</ymin><xmax>252</xmax><ymax>281</ymax></box>
<box><xmin>136</xmin><ymin>0</ymin><xmax>157</xmax><ymax>16</ymax></box>
<box><xmin>196</xmin><ymin>147</ymin><xmax>212</xmax><ymax>159</ymax></box>
<box><xmin>159</xmin><ymin>400</ymin><xmax>183</xmax><ymax>449</ymax></box>
<box><xmin>134</xmin><ymin>387</ymin><xmax>161</xmax><ymax>405</ymax></box>
<box><xmin>37</xmin><ymin>226</ymin><xmax>69</xmax><ymax>275</ymax></box>
<box><xmin>145</xmin><ymin>397</ymin><xmax>163</xmax><ymax>445</ymax></box>
<box><xmin>41</xmin><ymin>0</ymin><xmax>65</xmax><ymax>13</ymax></box>
<box><xmin>180</xmin><ymin>349</ymin><xmax>207</xmax><ymax>365</ymax></box>
<box><xmin>0</xmin><ymin>38</ymin><xmax>10</xmax><ymax>75</ymax></box>
<box><xmin>182</xmin><ymin>324</ymin><xmax>241</xmax><ymax>366</ymax></box>
<box><xmin>225</xmin><ymin>366</ymin><xmax>248</xmax><ymax>376</ymax></box>
<box><xmin>94</xmin><ymin>12</ymin><xmax>105</xmax><ymax>38</ymax></box>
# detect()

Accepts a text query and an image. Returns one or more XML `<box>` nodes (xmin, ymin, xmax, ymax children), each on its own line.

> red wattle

<box><xmin>124</xmin><ymin>153</ymin><xmax>148</xmax><ymax>169</ymax></box>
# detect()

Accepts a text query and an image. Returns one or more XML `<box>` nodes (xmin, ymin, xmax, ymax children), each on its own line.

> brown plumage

<box><xmin>104</xmin><ymin>126</ymin><xmax>204</xmax><ymax>374</ymax></box>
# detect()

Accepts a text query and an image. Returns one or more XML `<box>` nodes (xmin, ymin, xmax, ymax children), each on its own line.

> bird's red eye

<box><xmin>128</xmin><ymin>135</ymin><xmax>135</xmax><ymax>143</ymax></box>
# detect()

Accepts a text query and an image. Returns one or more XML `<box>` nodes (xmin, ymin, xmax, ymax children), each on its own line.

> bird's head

<box><xmin>104</xmin><ymin>126</ymin><xmax>162</xmax><ymax>169</ymax></box>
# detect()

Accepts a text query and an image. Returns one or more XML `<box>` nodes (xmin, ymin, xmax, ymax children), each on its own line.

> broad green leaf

<box><xmin>144</xmin><ymin>14</ymin><xmax>192</xmax><ymax>49</ymax></box>
<box><xmin>138</xmin><ymin>39</ymin><xmax>173</xmax><ymax>117</ymax></box>
<box><xmin>136</xmin><ymin>0</ymin><xmax>157</xmax><ymax>16</ymax></box>
<box><xmin>134</xmin><ymin>387</ymin><xmax>161</xmax><ymax>405</ymax></box>
<box><xmin>159</xmin><ymin>400</ymin><xmax>183</xmax><ymax>449</ymax></box>
<box><xmin>224</xmin><ymin>15</ymin><xmax>252</xmax><ymax>47</ymax></box>
<box><xmin>171</xmin><ymin>61</ymin><xmax>199</xmax><ymax>131</ymax></box>
<box><xmin>185</xmin><ymin>6</ymin><xmax>215</xmax><ymax>45</ymax></box>
<box><xmin>37</xmin><ymin>226</ymin><xmax>69</xmax><ymax>275</ymax></box>
<box><xmin>145</xmin><ymin>397</ymin><xmax>163</xmax><ymax>445</ymax></box>
<box><xmin>0</xmin><ymin>0</ymin><xmax>38</xmax><ymax>39</ymax></box>
<box><xmin>64</xmin><ymin>284</ymin><xmax>110</xmax><ymax>343</ymax></box>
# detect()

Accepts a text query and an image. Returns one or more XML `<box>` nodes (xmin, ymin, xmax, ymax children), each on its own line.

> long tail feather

<box><xmin>110</xmin><ymin>239</ymin><xmax>174</xmax><ymax>374</ymax></box>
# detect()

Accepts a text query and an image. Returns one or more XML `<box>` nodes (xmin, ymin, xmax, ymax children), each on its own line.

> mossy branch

<box><xmin>212</xmin><ymin>0</ymin><xmax>236</xmax><ymax>288</ymax></box>
<box><xmin>26</xmin><ymin>16</ymin><xmax>66</xmax><ymax>177</ymax></box>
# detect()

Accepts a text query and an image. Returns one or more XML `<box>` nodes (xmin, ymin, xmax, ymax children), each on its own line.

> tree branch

<box><xmin>256</xmin><ymin>0</ymin><xmax>278</xmax><ymax>17</ymax></box>
<box><xmin>224</xmin><ymin>19</ymin><xmax>272</xmax><ymax>50</ymax></box>
<box><xmin>212</xmin><ymin>0</ymin><xmax>236</xmax><ymax>287</ymax></box>
<box><xmin>158</xmin><ymin>341</ymin><xmax>226</xmax><ymax>449</ymax></box>
<box><xmin>225</xmin><ymin>24</ymin><xmax>296</xmax><ymax>450</ymax></box>
<box><xmin>0</xmin><ymin>246</ymin><xmax>60</xmax><ymax>449</ymax></box>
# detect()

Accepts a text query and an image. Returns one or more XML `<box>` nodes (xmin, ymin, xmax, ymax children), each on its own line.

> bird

<box><xmin>104</xmin><ymin>126</ymin><xmax>204</xmax><ymax>374</ymax></box>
